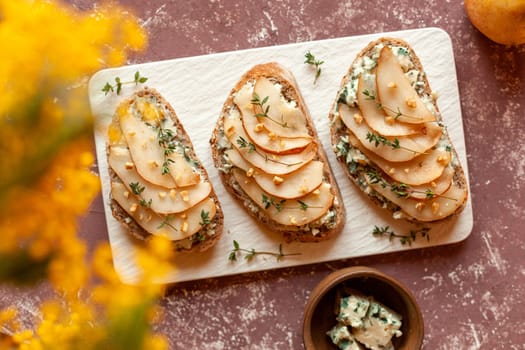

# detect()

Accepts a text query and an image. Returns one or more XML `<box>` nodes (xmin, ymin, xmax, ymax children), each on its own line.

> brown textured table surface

<box><xmin>4</xmin><ymin>1</ymin><xmax>525</xmax><ymax>349</ymax></box>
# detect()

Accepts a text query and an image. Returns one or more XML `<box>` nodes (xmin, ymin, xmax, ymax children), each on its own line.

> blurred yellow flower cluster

<box><xmin>0</xmin><ymin>0</ymin><xmax>172</xmax><ymax>349</ymax></box>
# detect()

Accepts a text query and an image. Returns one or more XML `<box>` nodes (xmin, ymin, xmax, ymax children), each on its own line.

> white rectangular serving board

<box><xmin>89</xmin><ymin>27</ymin><xmax>473</xmax><ymax>284</ymax></box>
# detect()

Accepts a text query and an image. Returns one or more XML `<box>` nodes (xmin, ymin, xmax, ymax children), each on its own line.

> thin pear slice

<box><xmin>111</xmin><ymin>182</ymin><xmax>217</xmax><ymax>240</ymax></box>
<box><xmin>234</xmin><ymin>83</ymin><xmax>312</xmax><ymax>154</ymax></box>
<box><xmin>347</xmin><ymin>134</ymin><xmax>448</xmax><ymax>185</ymax></box>
<box><xmin>252</xmin><ymin>77</ymin><xmax>310</xmax><ymax>138</ymax></box>
<box><xmin>119</xmin><ymin>109</ymin><xmax>199</xmax><ymax>188</ymax></box>
<box><xmin>406</xmin><ymin>166</ymin><xmax>453</xmax><ymax>200</ymax></box>
<box><xmin>367</xmin><ymin>178</ymin><xmax>467</xmax><ymax>222</ymax></box>
<box><xmin>225</xmin><ymin>149</ymin><xmax>324</xmax><ymax>199</ymax></box>
<box><xmin>232</xmin><ymin>169</ymin><xmax>333</xmax><ymax>226</ymax></box>
<box><xmin>339</xmin><ymin>103</ymin><xmax>442</xmax><ymax>162</ymax></box>
<box><xmin>223</xmin><ymin>112</ymin><xmax>316</xmax><ymax>175</ymax></box>
<box><xmin>109</xmin><ymin>146</ymin><xmax>211</xmax><ymax>214</ymax></box>
<box><xmin>357</xmin><ymin>74</ymin><xmax>428</xmax><ymax>136</ymax></box>
<box><xmin>376</xmin><ymin>46</ymin><xmax>436</xmax><ymax>124</ymax></box>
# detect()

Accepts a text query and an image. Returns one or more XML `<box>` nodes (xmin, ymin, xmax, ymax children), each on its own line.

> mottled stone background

<box><xmin>2</xmin><ymin>1</ymin><xmax>524</xmax><ymax>349</ymax></box>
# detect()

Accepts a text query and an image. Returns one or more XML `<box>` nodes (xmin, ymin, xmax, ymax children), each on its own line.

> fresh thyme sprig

<box><xmin>365</xmin><ymin>131</ymin><xmax>423</xmax><ymax>155</ymax></box>
<box><xmin>304</xmin><ymin>51</ymin><xmax>324</xmax><ymax>84</ymax></box>
<box><xmin>236</xmin><ymin>136</ymin><xmax>256</xmax><ymax>153</ymax></box>
<box><xmin>261</xmin><ymin>195</ymin><xmax>322</xmax><ymax>212</ymax></box>
<box><xmin>362</xmin><ymin>88</ymin><xmax>423</xmax><ymax>121</ymax></box>
<box><xmin>199</xmin><ymin>210</ymin><xmax>211</xmax><ymax>226</ymax></box>
<box><xmin>262</xmin><ymin>194</ymin><xmax>286</xmax><ymax>212</ymax></box>
<box><xmin>372</xmin><ymin>225</ymin><xmax>430</xmax><ymax>246</ymax></box>
<box><xmin>236</xmin><ymin>136</ymin><xmax>302</xmax><ymax>167</ymax></box>
<box><xmin>366</xmin><ymin>168</ymin><xmax>458</xmax><ymax>201</ymax></box>
<box><xmin>102</xmin><ymin>71</ymin><xmax>148</xmax><ymax>95</ymax></box>
<box><xmin>250</xmin><ymin>93</ymin><xmax>289</xmax><ymax>128</ymax></box>
<box><xmin>156</xmin><ymin>126</ymin><xmax>177</xmax><ymax>174</ymax></box>
<box><xmin>129</xmin><ymin>182</ymin><xmax>152</xmax><ymax>208</ymax></box>
<box><xmin>157</xmin><ymin>214</ymin><xmax>178</xmax><ymax>231</ymax></box>
<box><xmin>366</xmin><ymin>132</ymin><xmax>400</xmax><ymax>150</ymax></box>
<box><xmin>228</xmin><ymin>240</ymin><xmax>301</xmax><ymax>261</ymax></box>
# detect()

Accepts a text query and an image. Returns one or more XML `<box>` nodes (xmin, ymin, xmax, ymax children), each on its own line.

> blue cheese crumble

<box><xmin>327</xmin><ymin>293</ymin><xmax>402</xmax><ymax>350</ymax></box>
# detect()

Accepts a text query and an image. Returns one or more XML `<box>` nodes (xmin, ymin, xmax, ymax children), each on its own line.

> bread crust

<box><xmin>108</xmin><ymin>87</ymin><xmax>223</xmax><ymax>253</ymax></box>
<box><xmin>328</xmin><ymin>37</ymin><xmax>468</xmax><ymax>222</ymax></box>
<box><xmin>210</xmin><ymin>62</ymin><xmax>345</xmax><ymax>242</ymax></box>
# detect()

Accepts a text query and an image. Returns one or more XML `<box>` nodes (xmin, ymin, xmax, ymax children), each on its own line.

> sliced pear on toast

<box><xmin>405</xmin><ymin>166</ymin><xmax>453</xmax><ymax>200</ymax></box>
<box><xmin>109</xmin><ymin>146</ymin><xmax>212</xmax><ymax>214</ymax></box>
<box><xmin>339</xmin><ymin>103</ymin><xmax>442</xmax><ymax>163</ymax></box>
<box><xmin>367</xmin><ymin>178</ymin><xmax>467</xmax><ymax>222</ymax></box>
<box><xmin>357</xmin><ymin>74</ymin><xmax>430</xmax><ymax>136</ymax></box>
<box><xmin>376</xmin><ymin>47</ymin><xmax>436</xmax><ymax>124</ymax></box>
<box><xmin>347</xmin><ymin>134</ymin><xmax>448</xmax><ymax>186</ymax></box>
<box><xmin>111</xmin><ymin>182</ymin><xmax>216</xmax><ymax>240</ymax></box>
<box><xmin>225</xmin><ymin>149</ymin><xmax>324</xmax><ymax>199</ymax></box>
<box><xmin>224</xmin><ymin>112</ymin><xmax>316</xmax><ymax>175</ymax></box>
<box><xmin>118</xmin><ymin>106</ymin><xmax>199</xmax><ymax>188</ymax></box>
<box><xmin>252</xmin><ymin>77</ymin><xmax>310</xmax><ymax>138</ymax></box>
<box><xmin>232</xmin><ymin>169</ymin><xmax>333</xmax><ymax>226</ymax></box>
<box><xmin>234</xmin><ymin>83</ymin><xmax>311</xmax><ymax>154</ymax></box>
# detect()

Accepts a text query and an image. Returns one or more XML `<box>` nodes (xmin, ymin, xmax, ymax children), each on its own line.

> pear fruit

<box><xmin>465</xmin><ymin>0</ymin><xmax>525</xmax><ymax>46</ymax></box>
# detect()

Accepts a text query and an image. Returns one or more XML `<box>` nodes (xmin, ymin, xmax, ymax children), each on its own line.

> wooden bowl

<box><xmin>303</xmin><ymin>266</ymin><xmax>424</xmax><ymax>350</ymax></box>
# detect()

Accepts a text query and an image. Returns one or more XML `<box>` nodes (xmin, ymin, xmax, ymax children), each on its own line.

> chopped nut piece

<box><xmin>289</xmin><ymin>216</ymin><xmax>297</xmax><ymax>225</ymax></box>
<box><xmin>273</xmin><ymin>176</ymin><xmax>284</xmax><ymax>185</ymax></box>
<box><xmin>180</xmin><ymin>190</ymin><xmax>189</xmax><ymax>202</ymax></box>
<box><xmin>405</xmin><ymin>97</ymin><xmax>417</xmax><ymax>108</ymax></box>
<box><xmin>431</xmin><ymin>202</ymin><xmax>440</xmax><ymax>214</ymax></box>
<box><xmin>246</xmin><ymin>168</ymin><xmax>255</xmax><ymax>177</ymax></box>
<box><xmin>431</xmin><ymin>91</ymin><xmax>439</xmax><ymax>100</ymax></box>
<box><xmin>312</xmin><ymin>189</ymin><xmax>321</xmax><ymax>195</ymax></box>
<box><xmin>149</xmin><ymin>135</ymin><xmax>155</xmax><ymax>141</ymax></box>
<box><xmin>130</xmin><ymin>203</ymin><xmax>138</xmax><ymax>213</ymax></box>
<box><xmin>254</xmin><ymin>123</ymin><xmax>264</xmax><ymax>132</ymax></box>
<box><xmin>387</xmin><ymin>81</ymin><xmax>397</xmax><ymax>88</ymax></box>
<box><xmin>299</xmin><ymin>185</ymin><xmax>309</xmax><ymax>193</ymax></box>
<box><xmin>389</xmin><ymin>168</ymin><xmax>395</xmax><ymax>175</ymax></box>
<box><xmin>404</xmin><ymin>168</ymin><xmax>410</xmax><ymax>174</ymax></box>
<box><xmin>268</xmin><ymin>132</ymin><xmax>276</xmax><ymax>140</ymax></box>
<box><xmin>181</xmin><ymin>213</ymin><xmax>187</xmax><ymax>219</ymax></box>
<box><xmin>148</xmin><ymin>160</ymin><xmax>159</xmax><ymax>168</ymax></box>
<box><xmin>415</xmin><ymin>202</ymin><xmax>425</xmax><ymax>211</ymax></box>
<box><xmin>141</xmin><ymin>142</ymin><xmax>147</xmax><ymax>149</ymax></box>
<box><xmin>181</xmin><ymin>221</ymin><xmax>188</xmax><ymax>232</ymax></box>
<box><xmin>123</xmin><ymin>191</ymin><xmax>130</xmax><ymax>198</ymax></box>
<box><xmin>226</xmin><ymin>125</ymin><xmax>235</xmax><ymax>136</ymax></box>
<box><xmin>138</xmin><ymin>214</ymin><xmax>144</xmax><ymax>221</ymax></box>
<box><xmin>158</xmin><ymin>191</ymin><xmax>167</xmax><ymax>199</ymax></box>
<box><xmin>430</xmin><ymin>181</ymin><xmax>437</xmax><ymax>188</ymax></box>
<box><xmin>353</xmin><ymin>113</ymin><xmax>364</xmax><ymax>124</ymax></box>
<box><xmin>169</xmin><ymin>189</ymin><xmax>177</xmax><ymax>199</ymax></box>
<box><xmin>125</xmin><ymin>162</ymin><xmax>134</xmax><ymax>169</ymax></box>
<box><xmin>128</xmin><ymin>131</ymin><xmax>136</xmax><ymax>137</ymax></box>
<box><xmin>145</xmin><ymin>215</ymin><xmax>152</xmax><ymax>223</ymax></box>
<box><xmin>385</xmin><ymin>116</ymin><xmax>395</xmax><ymax>125</ymax></box>
<box><xmin>437</xmin><ymin>153</ymin><xmax>450</xmax><ymax>165</ymax></box>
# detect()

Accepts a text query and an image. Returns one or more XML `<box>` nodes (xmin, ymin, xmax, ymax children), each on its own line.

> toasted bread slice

<box><xmin>210</xmin><ymin>62</ymin><xmax>345</xmax><ymax>242</ymax></box>
<box><xmin>107</xmin><ymin>88</ymin><xmax>223</xmax><ymax>252</ymax></box>
<box><xmin>329</xmin><ymin>38</ymin><xmax>468</xmax><ymax>222</ymax></box>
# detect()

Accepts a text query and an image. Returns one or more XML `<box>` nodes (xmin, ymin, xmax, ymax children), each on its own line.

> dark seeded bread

<box><xmin>210</xmin><ymin>62</ymin><xmax>345</xmax><ymax>242</ymax></box>
<box><xmin>108</xmin><ymin>87</ymin><xmax>223</xmax><ymax>253</ymax></box>
<box><xmin>328</xmin><ymin>37</ymin><xmax>468</xmax><ymax>222</ymax></box>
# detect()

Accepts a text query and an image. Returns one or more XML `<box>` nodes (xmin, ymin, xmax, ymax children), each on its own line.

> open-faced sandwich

<box><xmin>107</xmin><ymin>88</ymin><xmax>223</xmax><ymax>252</ymax></box>
<box><xmin>210</xmin><ymin>62</ymin><xmax>345</xmax><ymax>242</ymax></box>
<box><xmin>329</xmin><ymin>38</ymin><xmax>468</xmax><ymax>222</ymax></box>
